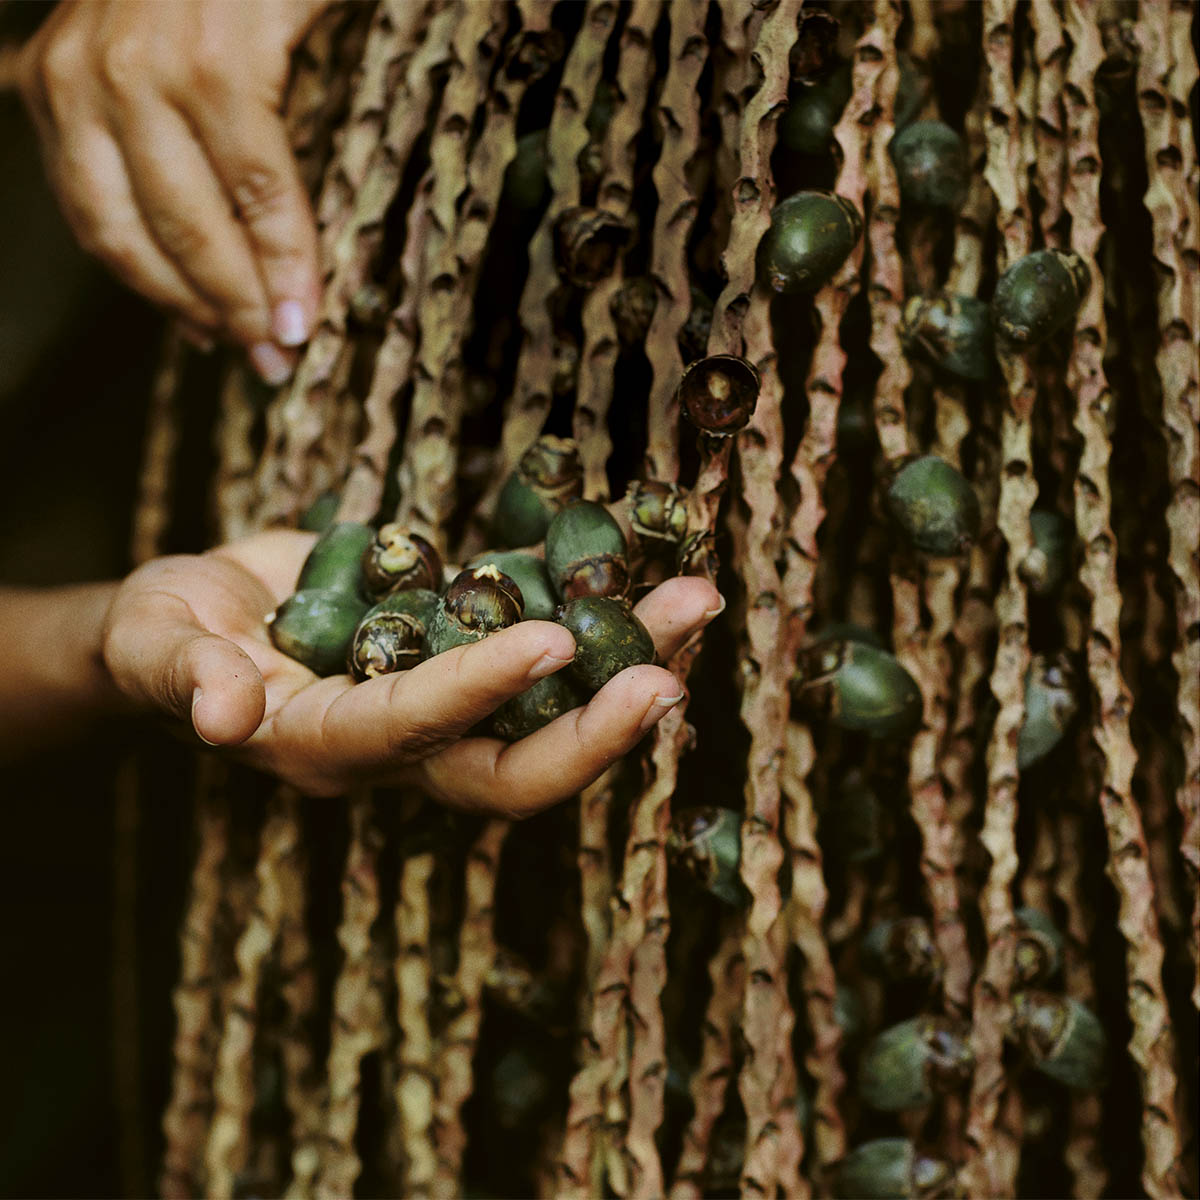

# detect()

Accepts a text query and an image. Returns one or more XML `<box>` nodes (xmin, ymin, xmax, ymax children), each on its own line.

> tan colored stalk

<box><xmin>396</xmin><ymin>849</ymin><xmax>437</xmax><ymax>1196</ymax></box>
<box><xmin>668</xmin><ymin>925</ymin><xmax>745</xmax><ymax>1200</ymax></box>
<box><xmin>214</xmin><ymin>365</ymin><xmax>266</xmax><ymax>543</ymax></box>
<box><xmin>1135</xmin><ymin>0</ymin><xmax>1200</xmax><ymax>1015</ymax></box>
<box><xmin>963</xmin><ymin>2</ymin><xmax>1036</xmax><ymax>1195</ymax></box>
<box><xmin>573</xmin><ymin>0</ymin><xmax>660</xmax><ymax>501</ymax></box>
<box><xmin>130</xmin><ymin>332</ymin><xmax>184</xmax><ymax>567</ymax></box>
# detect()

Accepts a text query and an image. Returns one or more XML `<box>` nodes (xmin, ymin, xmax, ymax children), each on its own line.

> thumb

<box><xmin>104</xmin><ymin>591</ymin><xmax>266</xmax><ymax>745</ymax></box>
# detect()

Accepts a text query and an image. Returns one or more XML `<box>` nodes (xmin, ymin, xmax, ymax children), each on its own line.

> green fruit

<box><xmin>991</xmin><ymin>249</ymin><xmax>1091</xmax><ymax>347</ymax></box>
<box><xmin>425</xmin><ymin>565</ymin><xmax>524</xmax><ymax>657</ymax></box>
<box><xmin>887</xmin><ymin>456</ymin><xmax>982</xmax><ymax>557</ymax></box>
<box><xmin>296</xmin><ymin>522</ymin><xmax>375</xmax><ymax>595</ymax></box>
<box><xmin>348</xmin><ymin>282</ymin><xmax>389</xmax><ymax>330</ymax></box>
<box><xmin>862</xmin><ymin>917</ymin><xmax>943</xmax><ymax>987</ymax></box>
<box><xmin>756</xmin><ymin>191</ymin><xmax>862</xmax><ymax>295</ymax></box>
<box><xmin>545</xmin><ymin>500</ymin><xmax>630</xmax><ymax>600</ymax></box>
<box><xmin>628</xmin><ymin>480</ymin><xmax>689</xmax><ymax>545</ymax></box>
<box><xmin>793</xmin><ymin>639</ymin><xmax>922</xmax><ymax>739</ymax></box>
<box><xmin>360</xmin><ymin>524</ymin><xmax>442</xmax><ymax>600</ymax></box>
<box><xmin>778</xmin><ymin>65</ymin><xmax>852</xmax><ymax>155</ymax></box>
<box><xmin>552</xmin><ymin>206</ymin><xmax>630</xmax><ymax>287</ymax></box>
<box><xmin>492</xmin><ymin>671</ymin><xmax>588</xmax><ymax>741</ymax></box>
<box><xmin>1020</xmin><ymin>509</ymin><xmax>1073</xmax><ymax>597</ymax></box>
<box><xmin>831</xmin><ymin>768</ymin><xmax>885</xmax><ymax>863</ymax></box>
<box><xmin>1014</xmin><ymin>907</ymin><xmax>1063</xmax><ymax>986</ymax></box>
<box><xmin>858</xmin><ymin>1016</ymin><xmax>974</xmax><ymax>1111</ymax></box>
<box><xmin>268</xmin><ymin>589</ymin><xmax>370</xmax><ymax>677</ymax></box>
<box><xmin>492</xmin><ymin>435</ymin><xmax>583</xmax><ymax>549</ymax></box>
<box><xmin>890</xmin><ymin>120</ymin><xmax>968</xmax><ymax>210</ymax></box>
<box><xmin>836</xmin><ymin>1139</ymin><xmax>955</xmax><ymax>1199</ymax></box>
<box><xmin>901</xmin><ymin>293</ymin><xmax>994</xmax><ymax>382</ymax></box>
<box><xmin>678</xmin><ymin>354</ymin><xmax>761</xmax><ymax>436</ymax></box>
<box><xmin>347</xmin><ymin>588</ymin><xmax>439</xmax><ymax>682</ymax></box>
<box><xmin>610</xmin><ymin>275</ymin><xmax>659</xmax><ymax>349</ymax></box>
<box><xmin>299</xmin><ymin>491</ymin><xmax>340</xmax><ymax>533</ymax></box>
<box><xmin>555</xmin><ymin>595</ymin><xmax>656</xmax><ymax>691</ymax></box>
<box><xmin>467</xmin><ymin>551</ymin><xmax>558</xmax><ymax>621</ymax></box>
<box><xmin>679</xmin><ymin>286</ymin><xmax>714</xmax><ymax>363</ymax></box>
<box><xmin>666</xmin><ymin>806</ymin><xmax>747</xmax><ymax>907</ymax></box>
<box><xmin>835</xmin><ymin>983</ymin><xmax>866</xmax><ymax>1044</ymax></box>
<box><xmin>1017</xmin><ymin>653</ymin><xmax>1077</xmax><ymax>768</ymax></box>
<box><xmin>1010</xmin><ymin>991</ymin><xmax>1106</xmax><ymax>1090</ymax></box>
<box><xmin>502</xmin><ymin>130</ymin><xmax>549</xmax><ymax>213</ymax></box>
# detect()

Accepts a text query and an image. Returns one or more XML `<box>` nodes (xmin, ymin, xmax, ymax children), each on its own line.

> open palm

<box><xmin>101</xmin><ymin>529</ymin><xmax>720</xmax><ymax>813</ymax></box>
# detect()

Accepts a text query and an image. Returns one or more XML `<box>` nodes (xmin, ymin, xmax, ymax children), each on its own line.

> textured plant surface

<box><xmin>132</xmin><ymin>2</ymin><xmax>1198</xmax><ymax>1197</ymax></box>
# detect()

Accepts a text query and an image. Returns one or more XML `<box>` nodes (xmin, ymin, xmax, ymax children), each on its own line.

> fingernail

<box><xmin>638</xmin><ymin>691</ymin><xmax>685</xmax><ymax>733</ymax></box>
<box><xmin>272</xmin><ymin>300</ymin><xmax>310</xmax><ymax>347</ymax></box>
<box><xmin>192</xmin><ymin>687</ymin><xmax>217</xmax><ymax>747</ymax></box>
<box><xmin>529</xmin><ymin>651</ymin><xmax>575</xmax><ymax>680</ymax></box>
<box><xmin>249</xmin><ymin>341</ymin><xmax>294</xmax><ymax>386</ymax></box>
<box><xmin>703</xmin><ymin>594</ymin><xmax>727</xmax><ymax>620</ymax></box>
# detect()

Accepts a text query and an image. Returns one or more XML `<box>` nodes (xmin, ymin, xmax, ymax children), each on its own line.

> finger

<box><xmin>412</xmin><ymin>664</ymin><xmax>685</xmax><ymax>818</ymax></box>
<box><xmin>104</xmin><ymin>590</ymin><xmax>266</xmax><ymax>745</ymax></box>
<box><xmin>273</xmin><ymin>621</ymin><xmax>578</xmax><ymax>776</ymax></box>
<box><xmin>632</xmin><ymin>576</ymin><xmax>724</xmax><ymax>659</ymax></box>
<box><xmin>106</xmin><ymin>96</ymin><xmax>277</xmax><ymax>350</ymax></box>
<box><xmin>185</xmin><ymin>93</ymin><xmax>320</xmax><ymax>347</ymax></box>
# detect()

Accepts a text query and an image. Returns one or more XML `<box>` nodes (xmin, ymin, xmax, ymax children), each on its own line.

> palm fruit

<box><xmin>467</xmin><ymin>551</ymin><xmax>558</xmax><ymax>621</ymax></box>
<box><xmin>835</xmin><ymin>1139</ymin><xmax>955</xmax><ymax>1199</ymax></box>
<box><xmin>1014</xmin><ymin>907</ymin><xmax>1063</xmax><ymax>986</ymax></box>
<box><xmin>1017</xmin><ymin>653</ymin><xmax>1078</xmax><ymax>768</ymax></box>
<box><xmin>1020</xmin><ymin>509</ymin><xmax>1073</xmax><ymax>597</ymax></box>
<box><xmin>666</xmin><ymin>806</ymin><xmax>747</xmax><ymax>907</ymax></box>
<box><xmin>756</xmin><ymin>191</ymin><xmax>862</xmax><ymax>294</ymax></box>
<box><xmin>296</xmin><ymin>522</ymin><xmax>375</xmax><ymax>594</ymax></box>
<box><xmin>887</xmin><ymin>456</ymin><xmax>982</xmax><ymax>557</ymax></box>
<box><xmin>1010</xmin><ymin>991</ymin><xmax>1106</xmax><ymax>1089</ymax></box>
<box><xmin>610</xmin><ymin>275</ymin><xmax>658</xmax><ymax>349</ymax></box>
<box><xmin>829</xmin><ymin>768</ymin><xmax>885</xmax><ymax>864</ymax></box>
<box><xmin>552</xmin><ymin>206</ymin><xmax>630</xmax><ymax>287</ymax></box>
<box><xmin>628</xmin><ymin>480</ymin><xmax>689</xmax><ymax>546</ymax></box>
<box><xmin>778</xmin><ymin>65</ymin><xmax>852</xmax><ymax>155</ymax></box>
<box><xmin>862</xmin><ymin>916</ymin><xmax>944</xmax><ymax>988</ymax></box>
<box><xmin>267</xmin><ymin>590</ymin><xmax>370</xmax><ymax>677</ymax></box>
<box><xmin>555</xmin><ymin>595</ymin><xmax>656</xmax><ymax>691</ymax></box>
<box><xmin>900</xmin><ymin>293</ymin><xmax>994</xmax><ymax>382</ymax></box>
<box><xmin>678</xmin><ymin>354</ymin><xmax>761</xmax><ymax>436</ymax></box>
<box><xmin>481</xmin><ymin>947</ymin><xmax>560</xmax><ymax>1023</ymax></box>
<box><xmin>545</xmin><ymin>500</ymin><xmax>630</xmax><ymax>600</ymax></box>
<box><xmin>793</xmin><ymin>639</ymin><xmax>923</xmax><ymax>739</ymax></box>
<box><xmin>679</xmin><ymin>286</ymin><xmax>714</xmax><ymax>363</ymax></box>
<box><xmin>489</xmin><ymin>1046</ymin><xmax>551</xmax><ymax>1131</ymax></box>
<box><xmin>991</xmin><ymin>249</ymin><xmax>1090</xmax><ymax>347</ymax></box>
<box><xmin>424</xmin><ymin>565</ymin><xmax>524</xmax><ymax>657</ymax></box>
<box><xmin>348</xmin><ymin>281</ymin><xmax>389</xmax><ymax>330</ymax></box>
<box><xmin>347</xmin><ymin>588</ymin><xmax>439</xmax><ymax>682</ymax></box>
<box><xmin>299</xmin><ymin>490</ymin><xmax>340</xmax><ymax>533</ymax></box>
<box><xmin>858</xmin><ymin>1015</ymin><xmax>974</xmax><ymax>1111</ymax></box>
<box><xmin>492</xmin><ymin>435</ymin><xmax>583</xmax><ymax>548</ymax></box>
<box><xmin>835</xmin><ymin>983</ymin><xmax>866</xmax><ymax>1044</ymax></box>
<box><xmin>890</xmin><ymin>120</ymin><xmax>968</xmax><ymax>210</ymax></box>
<box><xmin>492</xmin><ymin>671</ymin><xmax>588</xmax><ymax>741</ymax></box>
<box><xmin>502</xmin><ymin>130</ymin><xmax>549</xmax><ymax>213</ymax></box>
<box><xmin>552</xmin><ymin>333</ymin><xmax>579</xmax><ymax>397</ymax></box>
<box><xmin>360</xmin><ymin>524</ymin><xmax>442</xmax><ymax>600</ymax></box>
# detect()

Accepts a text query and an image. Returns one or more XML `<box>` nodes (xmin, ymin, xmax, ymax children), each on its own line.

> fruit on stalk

<box><xmin>778</xmin><ymin>65</ymin><xmax>852</xmax><ymax>155</ymax></box>
<box><xmin>628</xmin><ymin>480</ymin><xmax>689</xmax><ymax>546</ymax></box>
<box><xmin>360</xmin><ymin>524</ymin><xmax>442</xmax><ymax>600</ymax></box>
<box><xmin>678</xmin><ymin>354</ymin><xmax>761</xmax><ymax>436</ymax></box>
<box><xmin>1017</xmin><ymin>653</ymin><xmax>1078</xmax><ymax>768</ymax></box>
<box><xmin>756</xmin><ymin>190</ymin><xmax>862</xmax><ymax>294</ymax></box>
<box><xmin>858</xmin><ymin>1015</ymin><xmax>974</xmax><ymax>1111</ymax></box>
<box><xmin>545</xmin><ymin>500</ymin><xmax>630</xmax><ymax>600</ymax></box>
<box><xmin>610</xmin><ymin>275</ymin><xmax>659</xmax><ymax>349</ymax></box>
<box><xmin>679</xmin><ymin>286</ymin><xmax>715</xmax><ymax>363</ymax></box>
<box><xmin>793</xmin><ymin>638</ymin><xmax>923</xmax><ymax>739</ymax></box>
<box><xmin>554</xmin><ymin>595</ymin><xmax>655</xmax><ymax>691</ymax></box>
<box><xmin>862</xmin><ymin>916</ymin><xmax>944</xmax><ymax>988</ymax></box>
<box><xmin>901</xmin><ymin>293</ymin><xmax>994</xmax><ymax>382</ymax></box>
<box><xmin>1014</xmin><ymin>907</ymin><xmax>1064</xmax><ymax>986</ymax></box>
<box><xmin>666</xmin><ymin>806</ymin><xmax>747</xmax><ymax>907</ymax></box>
<box><xmin>890</xmin><ymin>120</ymin><xmax>968</xmax><ymax>210</ymax></box>
<box><xmin>991</xmin><ymin>249</ymin><xmax>1091</xmax><ymax>347</ymax></box>
<box><xmin>1020</xmin><ymin>509</ymin><xmax>1073</xmax><ymax>597</ymax></box>
<box><xmin>552</xmin><ymin>206</ymin><xmax>630</xmax><ymax>286</ymax></box>
<box><xmin>835</xmin><ymin>1139</ymin><xmax>955</xmax><ymax>1199</ymax></box>
<box><xmin>268</xmin><ymin>590</ymin><xmax>370</xmax><ymax>677</ymax></box>
<box><xmin>492</xmin><ymin>435</ymin><xmax>583</xmax><ymax>548</ymax></box>
<box><xmin>887</xmin><ymin>456</ymin><xmax>982</xmax><ymax>557</ymax></box>
<box><xmin>348</xmin><ymin>588</ymin><xmax>439</xmax><ymax>682</ymax></box>
<box><xmin>1010</xmin><ymin>990</ymin><xmax>1106</xmax><ymax>1089</ymax></box>
<box><xmin>424</xmin><ymin>565</ymin><xmax>524</xmax><ymax>657</ymax></box>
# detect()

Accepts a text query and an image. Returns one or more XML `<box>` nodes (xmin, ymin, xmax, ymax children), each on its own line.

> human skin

<box><xmin>0</xmin><ymin>531</ymin><xmax>722</xmax><ymax>814</ymax></box>
<box><xmin>15</xmin><ymin>0</ymin><xmax>333</xmax><ymax>383</ymax></box>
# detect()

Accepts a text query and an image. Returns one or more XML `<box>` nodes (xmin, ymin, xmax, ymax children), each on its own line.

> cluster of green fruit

<box><xmin>265</xmin><ymin>436</ymin><xmax>693</xmax><ymax>742</ymax></box>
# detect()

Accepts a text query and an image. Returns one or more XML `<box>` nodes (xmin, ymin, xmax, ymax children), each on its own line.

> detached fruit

<box><xmin>361</xmin><ymin>525</ymin><xmax>442</xmax><ymax>600</ymax></box>
<box><xmin>545</xmin><ymin>500</ymin><xmax>630</xmax><ymax>600</ymax></box>
<box><xmin>555</xmin><ymin>595</ymin><xmax>655</xmax><ymax>691</ymax></box>
<box><xmin>268</xmin><ymin>590</ymin><xmax>369</xmax><ymax>677</ymax></box>
<box><xmin>348</xmin><ymin>588</ymin><xmax>439</xmax><ymax>682</ymax></box>
<box><xmin>425</xmin><ymin>565</ymin><xmax>524</xmax><ymax>657</ymax></box>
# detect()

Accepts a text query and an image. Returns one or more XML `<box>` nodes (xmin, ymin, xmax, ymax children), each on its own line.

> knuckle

<box><xmin>38</xmin><ymin>38</ymin><xmax>82</xmax><ymax>101</ymax></box>
<box><xmin>99</xmin><ymin>37</ymin><xmax>148</xmax><ymax>95</ymax></box>
<box><xmin>230</xmin><ymin>164</ymin><xmax>290</xmax><ymax>225</ymax></box>
<box><xmin>151</xmin><ymin>210</ymin><xmax>211</xmax><ymax>263</ymax></box>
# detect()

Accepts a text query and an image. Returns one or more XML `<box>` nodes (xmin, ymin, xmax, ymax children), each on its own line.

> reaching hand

<box><xmin>16</xmin><ymin>0</ymin><xmax>330</xmax><ymax>381</ymax></box>
<box><xmin>100</xmin><ymin>530</ymin><xmax>723</xmax><ymax>814</ymax></box>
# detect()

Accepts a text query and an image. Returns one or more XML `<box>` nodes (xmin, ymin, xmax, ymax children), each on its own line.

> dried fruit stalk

<box><xmin>204</xmin><ymin>790</ymin><xmax>304</xmax><ymax>1198</ymax></box>
<box><xmin>215</xmin><ymin>366</ymin><xmax>266</xmax><ymax>543</ymax></box>
<box><xmin>130</xmin><ymin>332</ymin><xmax>184</xmax><ymax>567</ymax></box>
<box><xmin>160</xmin><ymin>764</ymin><xmax>229</xmax><ymax>1199</ymax></box>
<box><xmin>1031</xmin><ymin>0</ymin><xmax>1066</xmax><ymax>248</ymax></box>
<box><xmin>573</xmin><ymin>0</ymin><xmax>659</xmax><ymax>501</ymax></box>
<box><xmin>963</xmin><ymin>1</ymin><xmax>1036</xmax><ymax>1193</ymax></box>
<box><xmin>1135</xmin><ymin>0</ymin><xmax>1200</xmax><ymax>1015</ymax></box>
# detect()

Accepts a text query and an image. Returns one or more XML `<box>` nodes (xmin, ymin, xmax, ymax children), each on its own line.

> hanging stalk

<box><xmin>130</xmin><ymin>332</ymin><xmax>184</xmax><ymax>565</ymax></box>
<box><xmin>1135</xmin><ymin>0</ymin><xmax>1200</xmax><ymax>1017</ymax></box>
<box><xmin>962</xmin><ymin>1</ymin><xmax>1036</xmax><ymax>1195</ymax></box>
<box><xmin>668</xmin><ymin>924</ymin><xmax>745</xmax><ymax>1200</ymax></box>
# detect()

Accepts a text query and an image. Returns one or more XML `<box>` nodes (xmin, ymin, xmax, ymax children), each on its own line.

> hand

<box><xmin>16</xmin><ymin>0</ymin><xmax>330</xmax><ymax>381</ymax></box>
<box><xmin>101</xmin><ymin>531</ymin><xmax>724</xmax><ymax>814</ymax></box>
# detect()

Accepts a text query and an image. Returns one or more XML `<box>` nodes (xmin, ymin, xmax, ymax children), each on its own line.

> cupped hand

<box><xmin>101</xmin><ymin>531</ymin><xmax>723</xmax><ymax>815</ymax></box>
<box><xmin>17</xmin><ymin>0</ymin><xmax>330</xmax><ymax>380</ymax></box>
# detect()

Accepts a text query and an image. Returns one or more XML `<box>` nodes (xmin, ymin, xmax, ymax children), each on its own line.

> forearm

<box><xmin>0</xmin><ymin>581</ymin><xmax>128</xmax><ymax>761</ymax></box>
